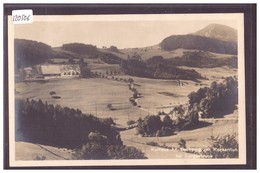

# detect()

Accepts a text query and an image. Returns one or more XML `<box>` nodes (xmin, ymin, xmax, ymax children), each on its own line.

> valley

<box><xmin>14</xmin><ymin>23</ymin><xmax>239</xmax><ymax>160</ymax></box>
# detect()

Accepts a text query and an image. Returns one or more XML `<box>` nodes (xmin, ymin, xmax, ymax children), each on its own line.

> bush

<box><xmin>107</xmin><ymin>104</ymin><xmax>116</xmax><ymax>111</ymax></box>
<box><xmin>146</xmin><ymin>142</ymin><xmax>159</xmax><ymax>147</ymax></box>
<box><xmin>202</xmin><ymin>133</ymin><xmax>238</xmax><ymax>158</ymax></box>
<box><xmin>178</xmin><ymin>139</ymin><xmax>186</xmax><ymax>149</ymax></box>
<box><xmin>49</xmin><ymin>91</ymin><xmax>56</xmax><ymax>96</ymax></box>
<box><xmin>136</xmin><ymin>115</ymin><xmax>175</xmax><ymax>137</ymax></box>
<box><xmin>101</xmin><ymin>117</ymin><xmax>116</xmax><ymax>126</ymax></box>
<box><xmin>157</xmin><ymin>126</ymin><xmax>174</xmax><ymax>136</ymax></box>
<box><xmin>137</xmin><ymin>115</ymin><xmax>162</xmax><ymax>137</ymax></box>
<box><xmin>73</xmin><ymin>132</ymin><xmax>147</xmax><ymax>160</ymax></box>
<box><xmin>80</xmin><ymin>65</ymin><xmax>94</xmax><ymax>78</ymax></box>
<box><xmin>107</xmin><ymin>145</ymin><xmax>147</xmax><ymax>159</ymax></box>
<box><xmin>108</xmin><ymin>45</ymin><xmax>119</xmax><ymax>52</ymax></box>
<box><xmin>129</xmin><ymin>98</ymin><xmax>137</xmax><ymax>106</ymax></box>
<box><xmin>73</xmin><ymin>142</ymin><xmax>109</xmax><ymax>160</ymax></box>
<box><xmin>188</xmin><ymin>77</ymin><xmax>238</xmax><ymax>118</ymax></box>
<box><xmin>172</xmin><ymin>106</ymin><xmax>199</xmax><ymax>131</ymax></box>
<box><xmin>34</xmin><ymin>155</ymin><xmax>46</xmax><ymax>160</ymax></box>
<box><xmin>127</xmin><ymin>120</ymin><xmax>136</xmax><ymax>126</ymax></box>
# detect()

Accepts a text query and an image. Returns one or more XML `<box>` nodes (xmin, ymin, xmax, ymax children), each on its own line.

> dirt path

<box><xmin>137</xmin><ymin>106</ymin><xmax>157</xmax><ymax>115</ymax></box>
<box><xmin>36</xmin><ymin>144</ymin><xmax>70</xmax><ymax>160</ymax></box>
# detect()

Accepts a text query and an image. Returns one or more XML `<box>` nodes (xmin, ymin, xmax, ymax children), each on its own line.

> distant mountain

<box><xmin>193</xmin><ymin>24</ymin><xmax>237</xmax><ymax>43</ymax></box>
<box><xmin>160</xmin><ymin>35</ymin><xmax>237</xmax><ymax>55</ymax></box>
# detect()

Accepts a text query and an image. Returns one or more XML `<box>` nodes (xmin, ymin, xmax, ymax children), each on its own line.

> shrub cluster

<box><xmin>136</xmin><ymin>115</ymin><xmax>175</xmax><ymax>137</ymax></box>
<box><xmin>201</xmin><ymin>133</ymin><xmax>238</xmax><ymax>158</ymax></box>
<box><xmin>188</xmin><ymin>76</ymin><xmax>238</xmax><ymax>118</ymax></box>
<box><xmin>72</xmin><ymin>132</ymin><xmax>147</xmax><ymax>160</ymax></box>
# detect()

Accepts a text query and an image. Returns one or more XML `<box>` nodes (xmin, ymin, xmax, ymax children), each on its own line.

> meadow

<box><xmin>16</xmin><ymin>76</ymin><xmax>197</xmax><ymax>126</ymax></box>
<box><xmin>15</xmin><ymin>66</ymin><xmax>238</xmax><ymax>159</ymax></box>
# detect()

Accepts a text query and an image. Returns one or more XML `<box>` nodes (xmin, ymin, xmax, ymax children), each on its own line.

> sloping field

<box><xmin>121</xmin><ymin>48</ymin><xmax>187</xmax><ymax>60</ymax></box>
<box><xmin>178</xmin><ymin>66</ymin><xmax>237</xmax><ymax>85</ymax></box>
<box><xmin>87</xmin><ymin>60</ymin><xmax>121</xmax><ymax>73</ymax></box>
<box><xmin>121</xmin><ymin>47</ymin><xmax>236</xmax><ymax>60</ymax></box>
<box><xmin>122</xmin><ymin>140</ymin><xmax>200</xmax><ymax>159</ymax></box>
<box><xmin>15</xmin><ymin>141</ymin><xmax>73</xmax><ymax>160</ymax></box>
<box><xmin>16</xmin><ymin>78</ymin><xmax>133</xmax><ymax>125</ymax></box>
<box><xmin>98</xmin><ymin>49</ymin><xmax>128</xmax><ymax>59</ymax></box>
<box><xmin>15</xmin><ymin>66</ymin><xmax>238</xmax><ymax>160</ymax></box>
<box><xmin>15</xmin><ymin>64</ymin><xmax>236</xmax><ymax>127</ymax></box>
<box><xmin>123</xmin><ymin>76</ymin><xmax>201</xmax><ymax>114</ymax></box>
<box><xmin>15</xmin><ymin>76</ymin><xmax>200</xmax><ymax>127</ymax></box>
<box><xmin>120</xmin><ymin>111</ymin><xmax>238</xmax><ymax>159</ymax></box>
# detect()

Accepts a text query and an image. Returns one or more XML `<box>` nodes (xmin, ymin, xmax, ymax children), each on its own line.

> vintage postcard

<box><xmin>7</xmin><ymin>12</ymin><xmax>246</xmax><ymax>167</ymax></box>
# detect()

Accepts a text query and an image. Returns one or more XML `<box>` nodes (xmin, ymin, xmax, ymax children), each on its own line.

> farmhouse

<box><xmin>40</xmin><ymin>65</ymin><xmax>60</xmax><ymax>79</ymax></box>
<box><xmin>40</xmin><ymin>64</ymin><xmax>81</xmax><ymax>79</ymax></box>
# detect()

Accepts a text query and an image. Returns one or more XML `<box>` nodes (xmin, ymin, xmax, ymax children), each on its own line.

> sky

<box><xmin>13</xmin><ymin>14</ymin><xmax>239</xmax><ymax>49</ymax></box>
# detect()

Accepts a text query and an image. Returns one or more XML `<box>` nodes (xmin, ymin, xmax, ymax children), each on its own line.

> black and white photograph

<box><xmin>4</xmin><ymin>4</ymin><xmax>256</xmax><ymax>168</ymax></box>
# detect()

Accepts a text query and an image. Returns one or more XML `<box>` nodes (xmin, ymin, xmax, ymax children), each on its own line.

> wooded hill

<box><xmin>160</xmin><ymin>35</ymin><xmax>237</xmax><ymax>55</ymax></box>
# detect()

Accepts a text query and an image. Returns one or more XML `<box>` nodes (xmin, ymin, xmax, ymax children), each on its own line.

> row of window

<box><xmin>61</xmin><ymin>71</ymin><xmax>80</xmax><ymax>76</ymax></box>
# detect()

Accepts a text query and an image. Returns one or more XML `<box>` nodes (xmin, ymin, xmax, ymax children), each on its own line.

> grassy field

<box><xmin>121</xmin><ymin>112</ymin><xmax>238</xmax><ymax>148</ymax></box>
<box><xmin>16</xmin><ymin>141</ymin><xmax>73</xmax><ymax>160</ymax></box>
<box><xmin>121</xmin><ymin>47</ymin><xmax>189</xmax><ymax>60</ymax></box>
<box><xmin>120</xmin><ymin>116</ymin><xmax>238</xmax><ymax>159</ymax></box>
<box><xmin>16</xmin><ymin>76</ymin><xmax>199</xmax><ymax>127</ymax></box>
<box><xmin>15</xmin><ymin>64</ymin><xmax>237</xmax><ymax>126</ymax></box>
<box><xmin>16</xmin><ymin>78</ymin><xmax>132</xmax><ymax>126</ymax></box>
<box><xmin>121</xmin><ymin>47</ymin><xmax>236</xmax><ymax>60</ymax></box>
<box><xmin>15</xmin><ymin>65</ymin><xmax>238</xmax><ymax>159</ymax></box>
<box><xmin>178</xmin><ymin>66</ymin><xmax>237</xmax><ymax>82</ymax></box>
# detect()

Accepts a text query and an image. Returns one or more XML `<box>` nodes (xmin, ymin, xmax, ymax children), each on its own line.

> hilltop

<box><xmin>193</xmin><ymin>23</ymin><xmax>237</xmax><ymax>43</ymax></box>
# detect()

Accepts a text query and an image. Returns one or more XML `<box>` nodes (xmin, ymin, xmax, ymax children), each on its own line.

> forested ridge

<box><xmin>160</xmin><ymin>35</ymin><xmax>237</xmax><ymax>55</ymax></box>
<box><xmin>15</xmin><ymin>39</ymin><xmax>55</xmax><ymax>70</ymax></box>
<box><xmin>121</xmin><ymin>56</ymin><xmax>204</xmax><ymax>81</ymax></box>
<box><xmin>166</xmin><ymin>51</ymin><xmax>237</xmax><ymax>68</ymax></box>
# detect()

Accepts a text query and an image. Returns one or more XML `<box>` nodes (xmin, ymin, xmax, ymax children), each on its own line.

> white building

<box><xmin>40</xmin><ymin>64</ymin><xmax>81</xmax><ymax>79</ymax></box>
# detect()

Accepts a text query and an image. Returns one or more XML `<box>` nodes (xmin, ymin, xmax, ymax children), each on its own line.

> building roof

<box><xmin>40</xmin><ymin>65</ymin><xmax>61</xmax><ymax>75</ymax></box>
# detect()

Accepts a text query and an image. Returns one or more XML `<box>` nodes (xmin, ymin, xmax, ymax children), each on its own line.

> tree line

<box><xmin>61</xmin><ymin>43</ymin><xmax>99</xmax><ymax>56</ymax></box>
<box><xmin>160</xmin><ymin>35</ymin><xmax>237</xmax><ymax>55</ymax></box>
<box><xmin>121</xmin><ymin>55</ymin><xmax>204</xmax><ymax>81</ymax></box>
<box><xmin>136</xmin><ymin>108</ymin><xmax>200</xmax><ymax>137</ymax></box>
<box><xmin>170</xmin><ymin>51</ymin><xmax>237</xmax><ymax>68</ymax></box>
<box><xmin>136</xmin><ymin>115</ymin><xmax>176</xmax><ymax>137</ymax></box>
<box><xmin>188</xmin><ymin>76</ymin><xmax>238</xmax><ymax>118</ymax></box>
